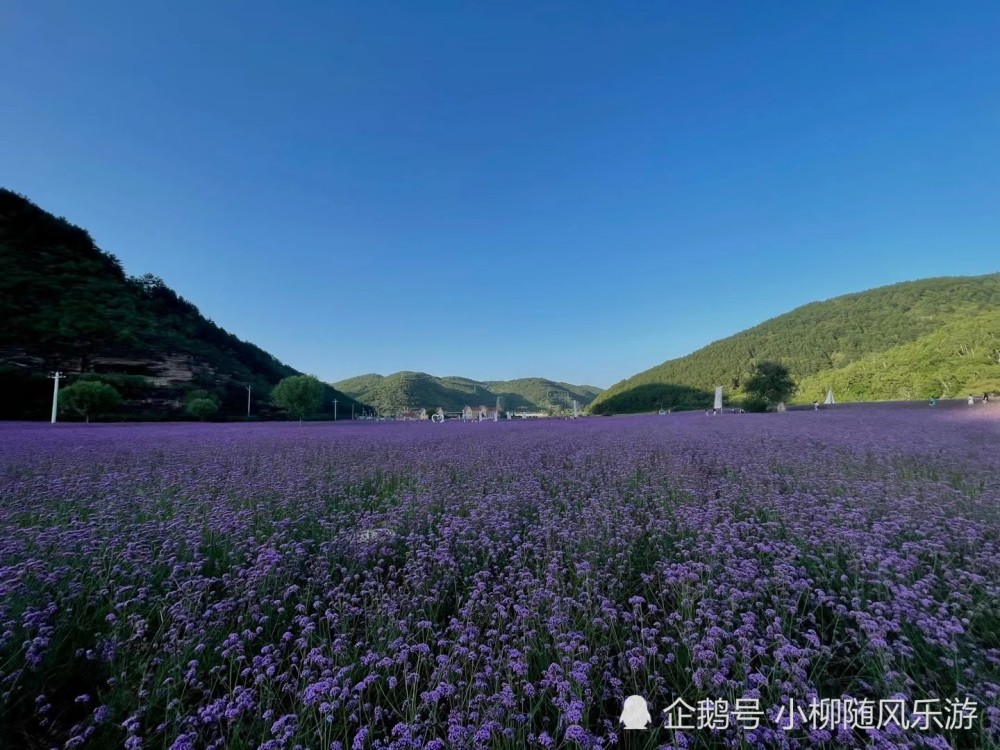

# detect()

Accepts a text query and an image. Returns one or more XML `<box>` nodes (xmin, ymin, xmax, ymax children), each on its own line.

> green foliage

<box><xmin>60</xmin><ymin>381</ymin><xmax>122</xmax><ymax>422</ymax></box>
<box><xmin>589</xmin><ymin>273</ymin><xmax>1000</xmax><ymax>413</ymax></box>
<box><xmin>184</xmin><ymin>388</ymin><xmax>217</xmax><ymax>405</ymax></box>
<box><xmin>77</xmin><ymin>373</ymin><xmax>151</xmax><ymax>399</ymax></box>
<box><xmin>184</xmin><ymin>390</ymin><xmax>220</xmax><ymax>421</ymax></box>
<box><xmin>0</xmin><ymin>192</ymin><xmax>139</xmax><ymax>366</ymax></box>
<box><xmin>334</xmin><ymin>372</ymin><xmax>602</xmax><ymax>416</ymax></box>
<box><xmin>272</xmin><ymin>375</ymin><xmax>325</xmax><ymax>422</ymax></box>
<box><xmin>744</xmin><ymin>361</ymin><xmax>796</xmax><ymax>406</ymax></box>
<box><xmin>796</xmin><ymin>309</ymin><xmax>1000</xmax><ymax>401</ymax></box>
<box><xmin>185</xmin><ymin>398</ymin><xmax>219</xmax><ymax>421</ymax></box>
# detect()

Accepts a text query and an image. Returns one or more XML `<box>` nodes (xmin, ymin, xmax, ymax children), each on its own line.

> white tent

<box><xmin>824</xmin><ymin>388</ymin><xmax>835</xmax><ymax>405</ymax></box>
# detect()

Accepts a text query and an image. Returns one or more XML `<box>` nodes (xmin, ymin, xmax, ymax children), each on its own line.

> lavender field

<box><xmin>1</xmin><ymin>410</ymin><xmax>999</xmax><ymax>750</ymax></box>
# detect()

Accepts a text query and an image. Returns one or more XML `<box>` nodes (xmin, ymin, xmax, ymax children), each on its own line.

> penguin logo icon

<box><xmin>619</xmin><ymin>695</ymin><xmax>652</xmax><ymax>730</ymax></box>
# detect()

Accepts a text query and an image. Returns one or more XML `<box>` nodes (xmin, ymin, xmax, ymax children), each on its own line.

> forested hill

<box><xmin>334</xmin><ymin>372</ymin><xmax>602</xmax><ymax>415</ymax></box>
<box><xmin>588</xmin><ymin>274</ymin><xmax>1000</xmax><ymax>414</ymax></box>
<box><xmin>0</xmin><ymin>188</ymin><xmax>364</xmax><ymax>420</ymax></box>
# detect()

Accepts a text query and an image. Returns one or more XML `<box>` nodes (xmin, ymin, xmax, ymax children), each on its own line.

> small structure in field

<box><xmin>397</xmin><ymin>408</ymin><xmax>428</xmax><ymax>421</ymax></box>
<box><xmin>462</xmin><ymin>404</ymin><xmax>501</xmax><ymax>421</ymax></box>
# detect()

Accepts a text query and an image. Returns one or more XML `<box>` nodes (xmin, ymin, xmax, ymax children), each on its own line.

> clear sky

<box><xmin>2</xmin><ymin>2</ymin><xmax>999</xmax><ymax>388</ymax></box>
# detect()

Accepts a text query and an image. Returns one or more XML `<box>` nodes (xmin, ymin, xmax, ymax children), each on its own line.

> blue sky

<box><xmin>3</xmin><ymin>1</ymin><xmax>998</xmax><ymax>388</ymax></box>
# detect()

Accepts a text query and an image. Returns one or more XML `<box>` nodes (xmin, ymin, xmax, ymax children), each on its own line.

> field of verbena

<box><xmin>1</xmin><ymin>410</ymin><xmax>998</xmax><ymax>750</ymax></box>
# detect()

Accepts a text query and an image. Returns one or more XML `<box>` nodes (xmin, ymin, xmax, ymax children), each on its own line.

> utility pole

<box><xmin>495</xmin><ymin>396</ymin><xmax>499</xmax><ymax>422</ymax></box>
<box><xmin>246</xmin><ymin>384</ymin><xmax>252</xmax><ymax>418</ymax></box>
<box><xmin>49</xmin><ymin>371</ymin><xmax>63</xmax><ymax>423</ymax></box>
<box><xmin>351</xmin><ymin>403</ymin><xmax>354</xmax><ymax>420</ymax></box>
<box><xmin>333</xmin><ymin>399</ymin><xmax>338</xmax><ymax>421</ymax></box>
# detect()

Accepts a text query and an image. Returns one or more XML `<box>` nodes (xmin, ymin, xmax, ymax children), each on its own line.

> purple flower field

<box><xmin>1</xmin><ymin>409</ymin><xmax>999</xmax><ymax>749</ymax></box>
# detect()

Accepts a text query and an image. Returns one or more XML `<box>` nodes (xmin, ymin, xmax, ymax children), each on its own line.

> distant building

<box><xmin>397</xmin><ymin>408</ymin><xmax>428</xmax><ymax>421</ymax></box>
<box><xmin>462</xmin><ymin>405</ymin><xmax>500</xmax><ymax>421</ymax></box>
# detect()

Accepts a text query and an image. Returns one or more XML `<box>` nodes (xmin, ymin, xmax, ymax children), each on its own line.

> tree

<box><xmin>272</xmin><ymin>375</ymin><xmax>324</xmax><ymax>424</ymax></box>
<box><xmin>744</xmin><ymin>361</ymin><xmax>796</xmax><ymax>407</ymax></box>
<box><xmin>186</xmin><ymin>398</ymin><xmax>219</xmax><ymax>421</ymax></box>
<box><xmin>60</xmin><ymin>381</ymin><xmax>122</xmax><ymax>423</ymax></box>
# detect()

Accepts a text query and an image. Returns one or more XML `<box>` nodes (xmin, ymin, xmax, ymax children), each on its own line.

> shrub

<box><xmin>185</xmin><ymin>398</ymin><xmax>219</xmax><ymax>421</ymax></box>
<box><xmin>742</xmin><ymin>394</ymin><xmax>770</xmax><ymax>413</ymax></box>
<box><xmin>60</xmin><ymin>381</ymin><xmax>122</xmax><ymax>422</ymax></box>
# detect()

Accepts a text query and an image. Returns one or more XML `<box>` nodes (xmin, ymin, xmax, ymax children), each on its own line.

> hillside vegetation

<box><xmin>797</xmin><ymin>308</ymin><xmax>1000</xmax><ymax>402</ymax></box>
<box><xmin>589</xmin><ymin>274</ymin><xmax>1000</xmax><ymax>414</ymax></box>
<box><xmin>335</xmin><ymin>372</ymin><xmax>602</xmax><ymax>415</ymax></box>
<box><xmin>0</xmin><ymin>188</ymin><xmax>364</xmax><ymax>420</ymax></box>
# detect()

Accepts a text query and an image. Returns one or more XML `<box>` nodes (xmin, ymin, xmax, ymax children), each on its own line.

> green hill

<box><xmin>0</xmin><ymin>188</ymin><xmax>365</xmax><ymax>420</ymax></box>
<box><xmin>588</xmin><ymin>274</ymin><xmax>1000</xmax><ymax>414</ymax></box>
<box><xmin>334</xmin><ymin>372</ymin><xmax>602</xmax><ymax>415</ymax></box>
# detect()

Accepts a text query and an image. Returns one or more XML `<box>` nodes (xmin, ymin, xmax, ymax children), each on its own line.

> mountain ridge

<box><xmin>334</xmin><ymin>371</ymin><xmax>603</xmax><ymax>415</ymax></box>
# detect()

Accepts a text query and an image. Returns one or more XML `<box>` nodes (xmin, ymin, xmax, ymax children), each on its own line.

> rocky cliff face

<box><xmin>0</xmin><ymin>348</ymin><xmax>221</xmax><ymax>415</ymax></box>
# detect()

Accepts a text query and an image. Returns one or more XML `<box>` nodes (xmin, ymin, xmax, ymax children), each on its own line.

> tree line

<box><xmin>54</xmin><ymin>374</ymin><xmax>338</xmax><ymax>423</ymax></box>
